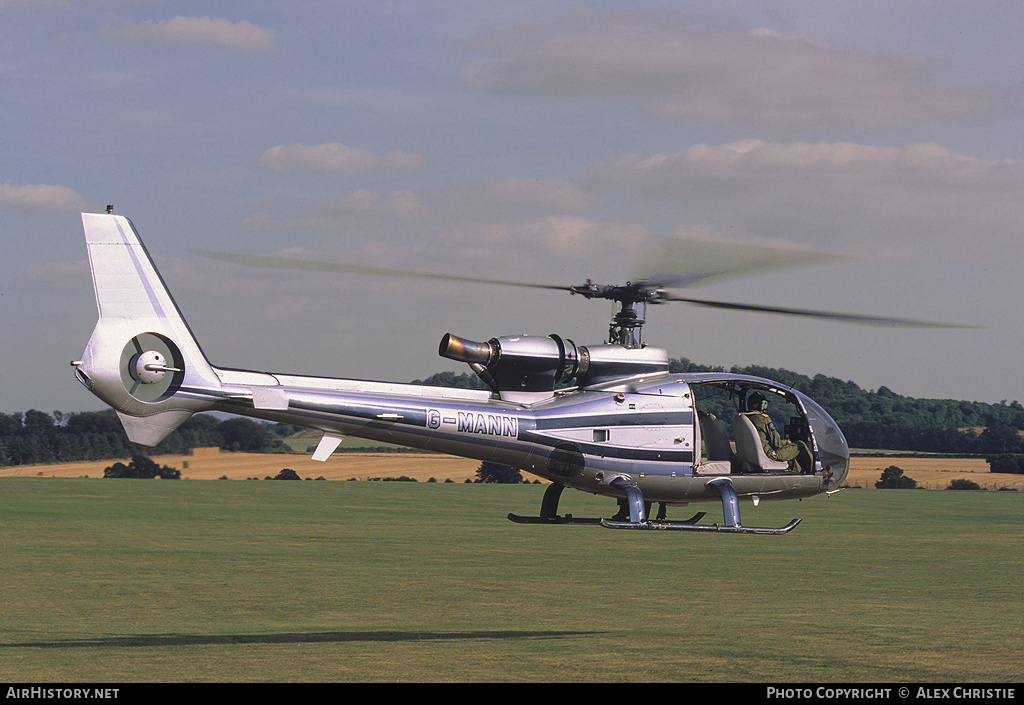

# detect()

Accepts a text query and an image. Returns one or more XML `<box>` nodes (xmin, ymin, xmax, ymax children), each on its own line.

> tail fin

<box><xmin>76</xmin><ymin>213</ymin><xmax>220</xmax><ymax>445</ymax></box>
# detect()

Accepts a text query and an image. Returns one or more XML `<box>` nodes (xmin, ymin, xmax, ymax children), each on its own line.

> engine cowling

<box><xmin>440</xmin><ymin>333</ymin><xmax>578</xmax><ymax>392</ymax></box>
<box><xmin>439</xmin><ymin>333</ymin><xmax>668</xmax><ymax>393</ymax></box>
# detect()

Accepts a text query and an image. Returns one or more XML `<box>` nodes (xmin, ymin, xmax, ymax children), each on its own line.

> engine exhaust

<box><xmin>439</xmin><ymin>333</ymin><xmax>495</xmax><ymax>365</ymax></box>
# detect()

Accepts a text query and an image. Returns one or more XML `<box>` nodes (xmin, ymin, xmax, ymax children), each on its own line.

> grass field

<box><xmin>1</xmin><ymin>477</ymin><xmax>1022</xmax><ymax>682</ymax></box>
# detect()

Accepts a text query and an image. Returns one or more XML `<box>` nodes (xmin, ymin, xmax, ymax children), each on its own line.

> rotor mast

<box><xmin>610</xmin><ymin>300</ymin><xmax>646</xmax><ymax>348</ymax></box>
<box><xmin>569</xmin><ymin>280</ymin><xmax>661</xmax><ymax>349</ymax></box>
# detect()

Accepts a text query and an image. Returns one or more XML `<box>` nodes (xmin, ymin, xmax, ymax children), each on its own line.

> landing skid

<box><xmin>507</xmin><ymin>510</ymin><xmax>706</xmax><ymax>526</ymax></box>
<box><xmin>507</xmin><ymin>481</ymin><xmax>702</xmax><ymax>526</ymax></box>
<box><xmin>506</xmin><ymin>513</ymin><xmax>603</xmax><ymax>525</ymax></box>
<box><xmin>506</xmin><ymin>481</ymin><xmax>613</xmax><ymax>525</ymax></box>
<box><xmin>508</xmin><ymin>478</ymin><xmax>803</xmax><ymax>535</ymax></box>
<box><xmin>599</xmin><ymin>517</ymin><xmax>801</xmax><ymax>534</ymax></box>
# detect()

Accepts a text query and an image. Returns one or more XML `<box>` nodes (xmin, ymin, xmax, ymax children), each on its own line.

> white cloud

<box><xmin>238</xmin><ymin>175</ymin><xmax>633</xmax><ymax>277</ymax></box>
<box><xmin>242</xmin><ymin>189</ymin><xmax>425</xmax><ymax>231</ymax></box>
<box><xmin>256</xmin><ymin>143</ymin><xmax>427</xmax><ymax>175</ymax></box>
<box><xmin>335</xmin><ymin>189</ymin><xmax>424</xmax><ymax>216</ymax></box>
<box><xmin>429</xmin><ymin>177</ymin><xmax>591</xmax><ymax>217</ymax></box>
<box><xmin>518</xmin><ymin>216</ymin><xmax>647</xmax><ymax>257</ymax></box>
<box><xmin>597</xmin><ymin>140</ymin><xmax>986</xmax><ymax>178</ymax></box>
<box><xmin>437</xmin><ymin>215</ymin><xmax>648</xmax><ymax>263</ymax></box>
<box><xmin>584</xmin><ymin>140</ymin><xmax>1024</xmax><ymax>262</ymax></box>
<box><xmin>0</xmin><ymin>182</ymin><xmax>88</xmax><ymax>212</ymax></box>
<box><xmin>480</xmin><ymin>178</ymin><xmax>591</xmax><ymax>212</ymax></box>
<box><xmin>0</xmin><ymin>0</ymin><xmax>70</xmax><ymax>10</ymax></box>
<box><xmin>462</xmin><ymin>9</ymin><xmax>1007</xmax><ymax>133</ymax></box>
<box><xmin>100</xmin><ymin>16</ymin><xmax>275</xmax><ymax>51</ymax></box>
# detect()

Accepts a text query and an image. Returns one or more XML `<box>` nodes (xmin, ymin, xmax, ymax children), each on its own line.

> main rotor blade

<box><xmin>193</xmin><ymin>250</ymin><xmax>574</xmax><ymax>293</ymax></box>
<box><xmin>635</xmin><ymin>237</ymin><xmax>851</xmax><ymax>289</ymax></box>
<box><xmin>661</xmin><ymin>293</ymin><xmax>974</xmax><ymax>328</ymax></box>
<box><xmin>195</xmin><ymin>246</ymin><xmax>973</xmax><ymax>328</ymax></box>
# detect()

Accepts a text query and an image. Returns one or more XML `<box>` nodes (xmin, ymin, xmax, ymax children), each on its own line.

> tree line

<box><xmin>4</xmin><ymin>359</ymin><xmax>1024</xmax><ymax>467</ymax></box>
<box><xmin>670</xmin><ymin>358</ymin><xmax>1024</xmax><ymax>456</ymax></box>
<box><xmin>0</xmin><ymin>409</ymin><xmax>291</xmax><ymax>467</ymax></box>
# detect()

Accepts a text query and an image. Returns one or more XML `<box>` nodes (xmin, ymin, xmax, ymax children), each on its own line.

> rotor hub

<box><xmin>119</xmin><ymin>333</ymin><xmax>185</xmax><ymax>402</ymax></box>
<box><xmin>130</xmin><ymin>350</ymin><xmax>172</xmax><ymax>384</ymax></box>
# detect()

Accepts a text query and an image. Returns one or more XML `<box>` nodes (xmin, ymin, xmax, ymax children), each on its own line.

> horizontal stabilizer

<box><xmin>116</xmin><ymin>409</ymin><xmax>194</xmax><ymax>447</ymax></box>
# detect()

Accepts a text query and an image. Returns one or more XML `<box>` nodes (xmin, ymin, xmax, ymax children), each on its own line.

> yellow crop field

<box><xmin>5</xmin><ymin>449</ymin><xmax>1023</xmax><ymax>490</ymax></box>
<box><xmin>846</xmin><ymin>455</ymin><xmax>1024</xmax><ymax>490</ymax></box>
<box><xmin>1</xmin><ymin>449</ymin><xmax>482</xmax><ymax>483</ymax></box>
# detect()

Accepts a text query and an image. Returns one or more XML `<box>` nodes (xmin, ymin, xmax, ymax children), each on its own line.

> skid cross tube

<box><xmin>708</xmin><ymin>477</ymin><xmax>740</xmax><ymax>527</ymax></box>
<box><xmin>599</xmin><ymin>476</ymin><xmax>802</xmax><ymax>534</ymax></box>
<box><xmin>612</xmin><ymin>477</ymin><xmax>647</xmax><ymax>523</ymax></box>
<box><xmin>507</xmin><ymin>482</ymin><xmax>605</xmax><ymax>525</ymax></box>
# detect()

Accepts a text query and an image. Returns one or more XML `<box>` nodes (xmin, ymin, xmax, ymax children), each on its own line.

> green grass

<box><xmin>1</xmin><ymin>478</ymin><xmax>1022</xmax><ymax>682</ymax></box>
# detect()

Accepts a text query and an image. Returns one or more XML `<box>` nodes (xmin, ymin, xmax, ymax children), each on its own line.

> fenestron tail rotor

<box><xmin>118</xmin><ymin>333</ymin><xmax>184</xmax><ymax>402</ymax></box>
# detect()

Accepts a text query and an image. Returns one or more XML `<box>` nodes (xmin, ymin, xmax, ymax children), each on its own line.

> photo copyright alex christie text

<box><xmin>766</xmin><ymin>687</ymin><xmax>1016</xmax><ymax>700</ymax></box>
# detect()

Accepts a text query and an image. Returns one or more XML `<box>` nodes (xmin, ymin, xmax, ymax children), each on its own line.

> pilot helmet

<box><xmin>747</xmin><ymin>391</ymin><xmax>768</xmax><ymax>412</ymax></box>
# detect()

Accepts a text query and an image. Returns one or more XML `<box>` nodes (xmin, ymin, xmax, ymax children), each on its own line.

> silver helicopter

<box><xmin>72</xmin><ymin>211</ymin><xmax>961</xmax><ymax>534</ymax></box>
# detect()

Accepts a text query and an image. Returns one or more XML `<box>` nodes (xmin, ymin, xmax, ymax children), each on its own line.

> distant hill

<box><xmin>3</xmin><ymin>360</ymin><xmax>1023</xmax><ymax>467</ymax></box>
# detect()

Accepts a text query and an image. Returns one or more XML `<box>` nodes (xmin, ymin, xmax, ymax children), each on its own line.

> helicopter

<box><xmin>71</xmin><ymin>211</ymin><xmax>962</xmax><ymax>534</ymax></box>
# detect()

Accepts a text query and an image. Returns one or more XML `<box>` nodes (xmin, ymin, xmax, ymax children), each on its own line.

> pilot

<box><xmin>744</xmin><ymin>392</ymin><xmax>814</xmax><ymax>475</ymax></box>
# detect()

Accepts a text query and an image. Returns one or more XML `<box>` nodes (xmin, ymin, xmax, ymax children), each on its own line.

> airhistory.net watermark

<box><xmin>6</xmin><ymin>688</ymin><xmax>119</xmax><ymax>700</ymax></box>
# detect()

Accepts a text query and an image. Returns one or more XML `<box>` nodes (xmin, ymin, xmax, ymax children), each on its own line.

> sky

<box><xmin>2</xmin><ymin>1</ymin><xmax>1023</xmax><ymax>415</ymax></box>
